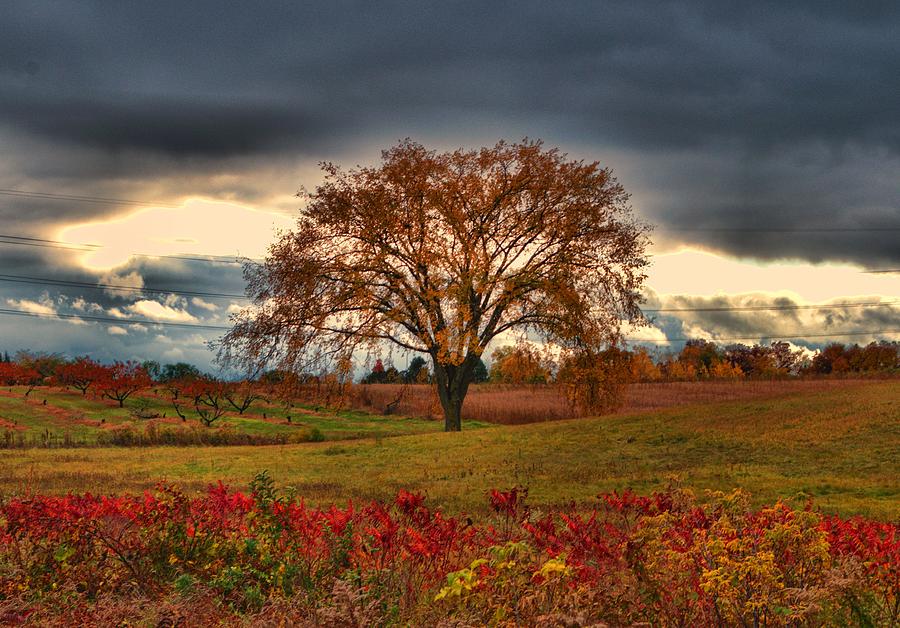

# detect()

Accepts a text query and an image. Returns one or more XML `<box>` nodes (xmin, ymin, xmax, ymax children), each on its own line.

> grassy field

<box><xmin>0</xmin><ymin>387</ymin><xmax>487</xmax><ymax>444</ymax></box>
<box><xmin>346</xmin><ymin>377</ymin><xmax>879</xmax><ymax>422</ymax></box>
<box><xmin>1</xmin><ymin>379</ymin><xmax>896</xmax><ymax>518</ymax></box>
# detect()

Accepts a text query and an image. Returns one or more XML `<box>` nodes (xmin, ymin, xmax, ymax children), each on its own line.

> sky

<box><xmin>1</xmin><ymin>1</ymin><xmax>898</xmax><ymax>371</ymax></box>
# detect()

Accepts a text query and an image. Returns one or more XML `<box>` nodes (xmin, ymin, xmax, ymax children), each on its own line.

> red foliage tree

<box><xmin>96</xmin><ymin>361</ymin><xmax>151</xmax><ymax>407</ymax></box>
<box><xmin>57</xmin><ymin>357</ymin><xmax>106</xmax><ymax>396</ymax></box>
<box><xmin>0</xmin><ymin>362</ymin><xmax>43</xmax><ymax>396</ymax></box>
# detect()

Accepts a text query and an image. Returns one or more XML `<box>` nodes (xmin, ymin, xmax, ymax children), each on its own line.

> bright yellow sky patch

<box><xmin>58</xmin><ymin>199</ymin><xmax>295</xmax><ymax>270</ymax></box>
<box><xmin>648</xmin><ymin>248</ymin><xmax>900</xmax><ymax>302</ymax></box>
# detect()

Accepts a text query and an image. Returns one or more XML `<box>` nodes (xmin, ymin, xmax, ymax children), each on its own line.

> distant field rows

<box><xmin>1</xmin><ymin>380</ymin><xmax>897</xmax><ymax>519</ymax></box>
<box><xmin>347</xmin><ymin>377</ymin><xmax>881</xmax><ymax>422</ymax></box>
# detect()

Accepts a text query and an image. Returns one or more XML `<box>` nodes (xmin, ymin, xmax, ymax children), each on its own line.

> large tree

<box><xmin>219</xmin><ymin>140</ymin><xmax>650</xmax><ymax>431</ymax></box>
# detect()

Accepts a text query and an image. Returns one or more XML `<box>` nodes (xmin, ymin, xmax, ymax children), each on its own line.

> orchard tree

<box><xmin>170</xmin><ymin>377</ymin><xmax>229</xmax><ymax>427</ymax></box>
<box><xmin>0</xmin><ymin>362</ymin><xmax>42</xmax><ymax>396</ymax></box>
<box><xmin>96</xmin><ymin>361</ymin><xmax>151</xmax><ymax>408</ymax></box>
<box><xmin>219</xmin><ymin>140</ymin><xmax>650</xmax><ymax>431</ymax></box>
<box><xmin>58</xmin><ymin>357</ymin><xmax>106</xmax><ymax>396</ymax></box>
<box><xmin>224</xmin><ymin>380</ymin><xmax>264</xmax><ymax>415</ymax></box>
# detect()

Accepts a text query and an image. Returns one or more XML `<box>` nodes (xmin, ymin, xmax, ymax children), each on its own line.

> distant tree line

<box><xmin>634</xmin><ymin>340</ymin><xmax>900</xmax><ymax>381</ymax></box>
<box><xmin>356</xmin><ymin>340</ymin><xmax>900</xmax><ymax>386</ymax></box>
<box><xmin>0</xmin><ymin>340</ymin><xmax>895</xmax><ymax>424</ymax></box>
<box><xmin>359</xmin><ymin>356</ymin><xmax>489</xmax><ymax>386</ymax></box>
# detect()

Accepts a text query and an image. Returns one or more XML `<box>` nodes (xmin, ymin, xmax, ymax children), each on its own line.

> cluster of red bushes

<box><xmin>0</xmin><ymin>480</ymin><xmax>896</xmax><ymax>625</ymax></box>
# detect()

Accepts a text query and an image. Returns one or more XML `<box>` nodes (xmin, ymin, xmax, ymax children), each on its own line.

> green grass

<box><xmin>0</xmin><ymin>387</ymin><xmax>487</xmax><ymax>444</ymax></box>
<box><xmin>0</xmin><ymin>380</ymin><xmax>897</xmax><ymax>518</ymax></box>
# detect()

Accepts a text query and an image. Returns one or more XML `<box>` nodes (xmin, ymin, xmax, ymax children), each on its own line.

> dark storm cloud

<box><xmin>2</xmin><ymin>1</ymin><xmax>897</xmax><ymax>265</ymax></box>
<box><xmin>644</xmin><ymin>293</ymin><xmax>900</xmax><ymax>350</ymax></box>
<box><xmin>0</xmin><ymin>95</ymin><xmax>335</xmax><ymax>157</ymax></box>
<box><xmin>1</xmin><ymin>0</ymin><xmax>899</xmax><ymax>363</ymax></box>
<box><xmin>4</xmin><ymin>2</ymin><xmax>900</xmax><ymax>154</ymax></box>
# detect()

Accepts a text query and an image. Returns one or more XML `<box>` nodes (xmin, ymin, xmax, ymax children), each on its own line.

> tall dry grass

<box><xmin>341</xmin><ymin>378</ymin><xmax>881</xmax><ymax>424</ymax></box>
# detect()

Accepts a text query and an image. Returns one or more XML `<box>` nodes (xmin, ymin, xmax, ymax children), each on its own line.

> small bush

<box><xmin>308</xmin><ymin>426</ymin><xmax>325</xmax><ymax>442</ymax></box>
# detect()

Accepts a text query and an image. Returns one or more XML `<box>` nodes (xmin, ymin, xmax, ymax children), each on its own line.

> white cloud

<box><xmin>191</xmin><ymin>297</ymin><xmax>219</xmax><ymax>311</ymax></box>
<box><xmin>6</xmin><ymin>298</ymin><xmax>55</xmax><ymax>315</ymax></box>
<box><xmin>107</xmin><ymin>325</ymin><xmax>128</xmax><ymax>336</ymax></box>
<box><xmin>129</xmin><ymin>300</ymin><xmax>197</xmax><ymax>322</ymax></box>
<box><xmin>680</xmin><ymin>323</ymin><xmax>716</xmax><ymax>341</ymax></box>
<box><xmin>72</xmin><ymin>298</ymin><xmax>105</xmax><ymax>313</ymax></box>
<box><xmin>227</xmin><ymin>302</ymin><xmax>244</xmax><ymax>314</ymax></box>
<box><xmin>623</xmin><ymin>323</ymin><xmax>668</xmax><ymax>344</ymax></box>
<box><xmin>163</xmin><ymin>293</ymin><xmax>186</xmax><ymax>308</ymax></box>
<box><xmin>163</xmin><ymin>347</ymin><xmax>185</xmax><ymax>360</ymax></box>
<box><xmin>100</xmin><ymin>270</ymin><xmax>144</xmax><ymax>299</ymax></box>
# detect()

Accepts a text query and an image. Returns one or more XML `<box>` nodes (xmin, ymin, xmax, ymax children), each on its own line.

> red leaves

<box><xmin>0</xmin><ymin>362</ymin><xmax>41</xmax><ymax>390</ymax></box>
<box><xmin>822</xmin><ymin>514</ymin><xmax>900</xmax><ymax>588</ymax></box>
<box><xmin>395</xmin><ymin>489</ymin><xmax>425</xmax><ymax>516</ymax></box>
<box><xmin>95</xmin><ymin>361</ymin><xmax>151</xmax><ymax>407</ymax></box>
<box><xmin>489</xmin><ymin>487</ymin><xmax>527</xmax><ymax>518</ymax></box>
<box><xmin>1</xmin><ymin>484</ymin><xmax>897</xmax><ymax>623</ymax></box>
<box><xmin>57</xmin><ymin>357</ymin><xmax>106</xmax><ymax>395</ymax></box>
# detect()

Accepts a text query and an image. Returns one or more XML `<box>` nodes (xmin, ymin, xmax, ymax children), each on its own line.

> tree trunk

<box><xmin>432</xmin><ymin>354</ymin><xmax>479</xmax><ymax>432</ymax></box>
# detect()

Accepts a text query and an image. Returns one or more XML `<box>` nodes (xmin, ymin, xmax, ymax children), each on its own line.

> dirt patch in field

<box><xmin>0</xmin><ymin>417</ymin><xmax>25</xmax><ymax>430</ymax></box>
<box><xmin>0</xmin><ymin>389</ymin><xmax>97</xmax><ymax>427</ymax></box>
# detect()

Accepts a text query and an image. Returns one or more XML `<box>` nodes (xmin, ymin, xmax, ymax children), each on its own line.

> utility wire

<box><xmin>0</xmin><ymin>235</ymin><xmax>97</xmax><ymax>252</ymax></box>
<box><xmin>624</xmin><ymin>330</ymin><xmax>900</xmax><ymax>343</ymax></box>
<box><xmin>0</xmin><ymin>271</ymin><xmax>893</xmax><ymax>310</ymax></box>
<box><xmin>0</xmin><ymin>308</ymin><xmax>230</xmax><ymax>330</ymax></box>
<box><xmin>3</xmin><ymin>189</ymin><xmax>898</xmax><ymax>232</ymax></box>
<box><xmin>0</xmin><ymin>307</ymin><xmax>896</xmax><ymax>343</ymax></box>
<box><xmin>0</xmin><ymin>233</ymin><xmax>249</xmax><ymax>264</ymax></box>
<box><xmin>662</xmin><ymin>227</ymin><xmax>900</xmax><ymax>233</ymax></box>
<box><xmin>644</xmin><ymin>300</ymin><xmax>900</xmax><ymax>313</ymax></box>
<box><xmin>0</xmin><ymin>273</ymin><xmax>248</xmax><ymax>300</ymax></box>
<box><xmin>0</xmin><ymin>188</ymin><xmax>178</xmax><ymax>208</ymax></box>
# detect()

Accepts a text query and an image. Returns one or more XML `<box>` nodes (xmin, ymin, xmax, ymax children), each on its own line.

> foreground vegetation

<box><xmin>1</xmin><ymin>380</ymin><xmax>897</xmax><ymax>518</ymax></box>
<box><xmin>1</xmin><ymin>478</ymin><xmax>896</xmax><ymax>626</ymax></box>
<box><xmin>0</xmin><ymin>376</ymin><xmax>896</xmax><ymax>624</ymax></box>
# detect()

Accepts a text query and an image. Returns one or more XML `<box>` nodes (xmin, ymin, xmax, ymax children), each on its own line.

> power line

<box><xmin>0</xmin><ymin>235</ymin><xmax>97</xmax><ymax>252</ymax></box>
<box><xmin>863</xmin><ymin>269</ymin><xmax>900</xmax><ymax>274</ymax></box>
<box><xmin>0</xmin><ymin>234</ymin><xmax>99</xmax><ymax>248</ymax></box>
<box><xmin>5</xmin><ymin>189</ymin><xmax>896</xmax><ymax>233</ymax></box>
<box><xmin>644</xmin><ymin>300</ymin><xmax>900</xmax><ymax>313</ymax></box>
<box><xmin>0</xmin><ymin>308</ymin><xmax>230</xmax><ymax>330</ymax></box>
<box><xmin>0</xmin><ymin>273</ymin><xmax>248</xmax><ymax>300</ymax></box>
<box><xmin>0</xmin><ymin>269</ymin><xmax>892</xmax><ymax>311</ymax></box>
<box><xmin>0</xmin><ymin>306</ymin><xmax>896</xmax><ymax>343</ymax></box>
<box><xmin>625</xmin><ymin>330</ymin><xmax>900</xmax><ymax>344</ymax></box>
<box><xmin>662</xmin><ymin>227</ymin><xmax>900</xmax><ymax>233</ymax></box>
<box><xmin>0</xmin><ymin>233</ymin><xmax>248</xmax><ymax>264</ymax></box>
<box><xmin>0</xmin><ymin>188</ymin><xmax>178</xmax><ymax>208</ymax></box>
